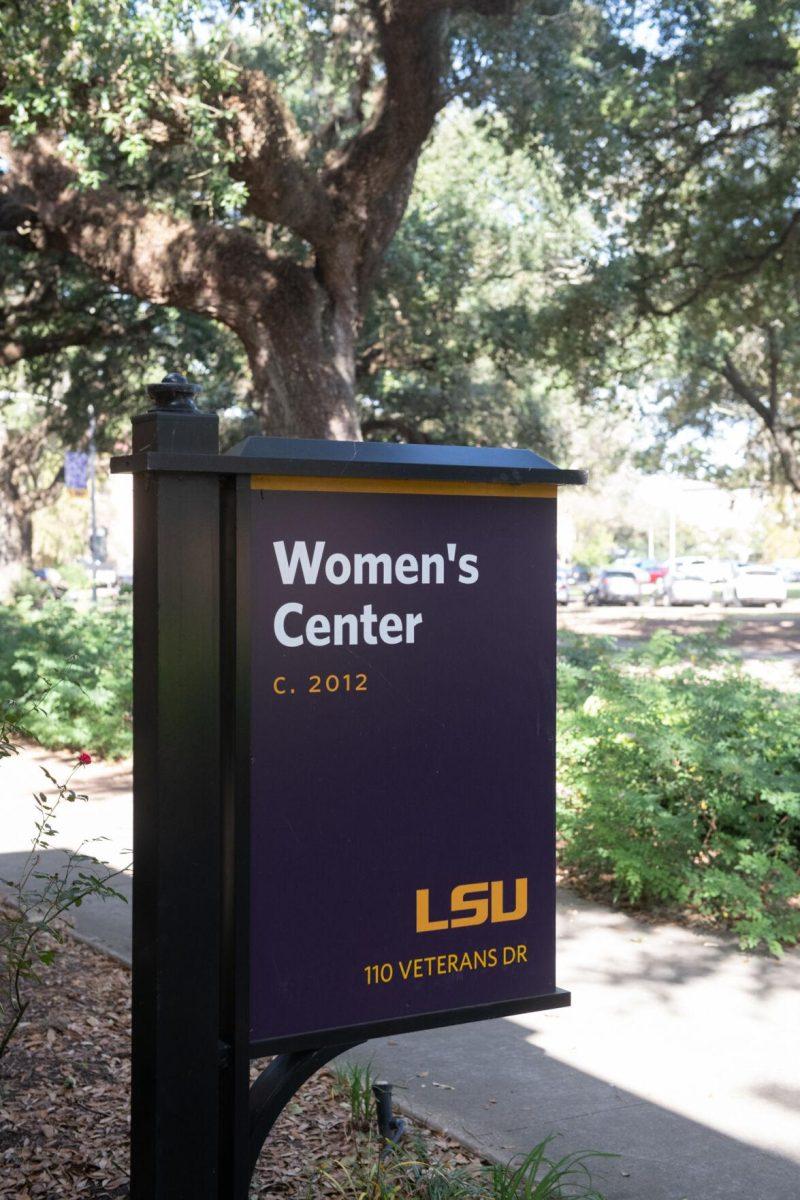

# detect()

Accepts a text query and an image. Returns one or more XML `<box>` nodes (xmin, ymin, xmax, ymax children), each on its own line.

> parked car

<box><xmin>609</xmin><ymin>559</ymin><xmax>654</xmax><ymax>595</ymax></box>
<box><xmin>722</xmin><ymin>564</ymin><xmax>787</xmax><ymax>608</ymax></box>
<box><xmin>634</xmin><ymin>558</ymin><xmax>669</xmax><ymax>586</ymax></box>
<box><xmin>624</xmin><ymin>562</ymin><xmax>657</xmax><ymax>601</ymax></box>
<box><xmin>568</xmin><ymin>564</ymin><xmax>591</xmax><ymax>585</ymax></box>
<box><xmin>660</xmin><ymin>571</ymin><xmax>713</xmax><ymax>607</ymax></box>
<box><xmin>774</xmin><ymin>559</ymin><xmax>800</xmax><ymax>583</ymax></box>
<box><xmin>674</xmin><ymin>555</ymin><xmax>713</xmax><ymax>578</ymax></box>
<box><xmin>584</xmin><ymin>567</ymin><xmax>642</xmax><ymax>606</ymax></box>
<box><xmin>556</xmin><ymin>569</ymin><xmax>571</xmax><ymax>606</ymax></box>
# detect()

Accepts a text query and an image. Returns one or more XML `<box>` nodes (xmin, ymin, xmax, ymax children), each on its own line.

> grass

<box><xmin>326</xmin><ymin>1064</ymin><xmax>614</xmax><ymax>1199</ymax></box>
<box><xmin>331</xmin><ymin>1060</ymin><xmax>376</xmax><ymax>1131</ymax></box>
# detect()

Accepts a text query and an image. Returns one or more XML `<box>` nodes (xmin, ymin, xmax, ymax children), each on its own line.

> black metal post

<box><xmin>218</xmin><ymin>474</ymin><xmax>252</xmax><ymax>1200</ymax></box>
<box><xmin>87</xmin><ymin>403</ymin><xmax>98</xmax><ymax>604</ymax></box>
<box><xmin>130</xmin><ymin>374</ymin><xmax>223</xmax><ymax>1199</ymax></box>
<box><xmin>373</xmin><ymin>1081</ymin><xmax>406</xmax><ymax>1146</ymax></box>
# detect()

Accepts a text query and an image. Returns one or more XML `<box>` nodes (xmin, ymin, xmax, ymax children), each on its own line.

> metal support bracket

<box><xmin>247</xmin><ymin>1043</ymin><xmax>364</xmax><ymax>1182</ymax></box>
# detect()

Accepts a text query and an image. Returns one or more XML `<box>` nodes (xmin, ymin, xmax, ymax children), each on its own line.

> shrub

<box><xmin>0</xmin><ymin>598</ymin><xmax>132</xmax><ymax>759</ymax></box>
<box><xmin>557</xmin><ymin>632</ymin><xmax>800</xmax><ymax>954</ymax></box>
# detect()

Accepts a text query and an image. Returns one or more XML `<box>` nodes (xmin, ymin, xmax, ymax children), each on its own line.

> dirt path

<box><xmin>559</xmin><ymin>603</ymin><xmax>800</xmax><ymax>662</ymax></box>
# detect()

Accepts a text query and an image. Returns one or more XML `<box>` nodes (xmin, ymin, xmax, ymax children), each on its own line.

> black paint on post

<box><xmin>218</xmin><ymin>475</ymin><xmax>252</xmax><ymax>1199</ymax></box>
<box><xmin>129</xmin><ymin>378</ymin><xmax>222</xmax><ymax>1199</ymax></box>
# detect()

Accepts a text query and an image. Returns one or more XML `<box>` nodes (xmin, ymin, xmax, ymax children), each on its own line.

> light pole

<box><xmin>88</xmin><ymin>404</ymin><xmax>97</xmax><ymax>604</ymax></box>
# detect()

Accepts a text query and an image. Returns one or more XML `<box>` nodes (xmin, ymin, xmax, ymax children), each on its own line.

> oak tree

<box><xmin>0</xmin><ymin>0</ymin><xmax>574</xmax><ymax>439</ymax></box>
<box><xmin>493</xmin><ymin>0</ymin><xmax>800</xmax><ymax>491</ymax></box>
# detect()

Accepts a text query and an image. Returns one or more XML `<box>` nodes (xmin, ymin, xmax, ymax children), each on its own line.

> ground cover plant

<box><xmin>0</xmin><ymin>598</ymin><xmax>131</xmax><ymax>759</ymax></box>
<box><xmin>315</xmin><ymin>1135</ymin><xmax>611</xmax><ymax>1200</ymax></box>
<box><xmin>557</xmin><ymin>630</ymin><xmax>800</xmax><ymax>955</ymax></box>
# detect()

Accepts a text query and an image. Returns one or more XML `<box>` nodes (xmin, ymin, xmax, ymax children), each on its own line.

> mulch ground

<box><xmin>0</xmin><ymin>923</ymin><xmax>478</xmax><ymax>1199</ymax></box>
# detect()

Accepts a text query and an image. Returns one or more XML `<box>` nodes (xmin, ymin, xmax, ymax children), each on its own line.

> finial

<box><xmin>147</xmin><ymin>372</ymin><xmax>201</xmax><ymax>413</ymax></box>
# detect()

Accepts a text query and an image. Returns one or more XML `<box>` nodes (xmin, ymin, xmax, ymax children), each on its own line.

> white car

<box><xmin>722</xmin><ymin>565</ymin><xmax>787</xmax><ymax>608</ymax></box>
<box><xmin>674</xmin><ymin>556</ymin><xmax>712</xmax><ymax>580</ymax></box>
<box><xmin>775</xmin><ymin>559</ymin><xmax>800</xmax><ymax>583</ymax></box>
<box><xmin>661</xmin><ymin>572</ymin><xmax>713</xmax><ymax>607</ymax></box>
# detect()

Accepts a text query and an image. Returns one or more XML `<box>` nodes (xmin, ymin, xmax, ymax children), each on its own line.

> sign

<box><xmin>246</xmin><ymin>477</ymin><xmax>563</xmax><ymax>1050</ymax></box>
<box><xmin>114</xmin><ymin>379</ymin><xmax>586</xmax><ymax>1199</ymax></box>
<box><xmin>64</xmin><ymin>450</ymin><xmax>89</xmax><ymax>491</ymax></box>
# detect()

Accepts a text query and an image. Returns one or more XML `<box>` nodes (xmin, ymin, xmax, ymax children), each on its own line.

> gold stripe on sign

<box><xmin>250</xmin><ymin>475</ymin><xmax>557</xmax><ymax>499</ymax></box>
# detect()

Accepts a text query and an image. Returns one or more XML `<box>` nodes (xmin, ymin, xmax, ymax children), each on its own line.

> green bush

<box><xmin>0</xmin><ymin>598</ymin><xmax>132</xmax><ymax>759</ymax></box>
<box><xmin>557</xmin><ymin>631</ymin><xmax>800</xmax><ymax>954</ymax></box>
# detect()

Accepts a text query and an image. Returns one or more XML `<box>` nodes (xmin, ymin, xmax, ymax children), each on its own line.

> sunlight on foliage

<box><xmin>0</xmin><ymin>598</ymin><xmax>132</xmax><ymax>759</ymax></box>
<box><xmin>558</xmin><ymin>630</ymin><xmax>800</xmax><ymax>955</ymax></box>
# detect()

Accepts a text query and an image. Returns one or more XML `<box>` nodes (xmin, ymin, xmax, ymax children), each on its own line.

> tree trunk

<box><xmin>0</xmin><ymin>501</ymin><xmax>32</xmax><ymax>598</ymax></box>
<box><xmin>770</xmin><ymin>426</ymin><xmax>800</xmax><ymax>493</ymax></box>
<box><xmin>0</xmin><ymin>499</ymin><xmax>34</xmax><ymax>565</ymax></box>
<box><xmin>0</xmin><ymin>424</ymin><xmax>45</xmax><ymax>593</ymax></box>
<box><xmin>243</xmin><ymin>270</ymin><xmax>363</xmax><ymax>439</ymax></box>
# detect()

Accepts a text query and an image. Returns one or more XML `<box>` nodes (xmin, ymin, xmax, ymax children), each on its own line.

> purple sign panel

<box><xmin>248</xmin><ymin>482</ymin><xmax>558</xmax><ymax>1047</ymax></box>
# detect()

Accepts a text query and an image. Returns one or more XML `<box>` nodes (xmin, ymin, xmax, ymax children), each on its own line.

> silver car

<box><xmin>585</xmin><ymin>568</ymin><xmax>642</xmax><ymax>606</ymax></box>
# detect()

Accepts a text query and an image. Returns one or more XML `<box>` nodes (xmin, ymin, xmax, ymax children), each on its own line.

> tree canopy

<box><xmin>499</xmin><ymin>0</ymin><xmax>800</xmax><ymax>491</ymax></box>
<box><xmin>3</xmin><ymin>0</ymin><xmax>800</xmax><ymax>494</ymax></box>
<box><xmin>0</xmin><ymin>0</ymin><xmax>578</xmax><ymax>439</ymax></box>
<box><xmin>358</xmin><ymin>108</ymin><xmax>592</xmax><ymax>451</ymax></box>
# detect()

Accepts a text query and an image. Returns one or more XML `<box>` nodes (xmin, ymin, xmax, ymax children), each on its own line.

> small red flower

<box><xmin>78</xmin><ymin>751</ymin><xmax>92</xmax><ymax>765</ymax></box>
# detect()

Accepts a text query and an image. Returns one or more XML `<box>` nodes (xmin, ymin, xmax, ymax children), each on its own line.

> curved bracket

<box><xmin>248</xmin><ymin>1042</ymin><xmax>363</xmax><ymax>1180</ymax></box>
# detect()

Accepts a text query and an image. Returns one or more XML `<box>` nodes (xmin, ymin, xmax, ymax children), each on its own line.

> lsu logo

<box><xmin>416</xmin><ymin>879</ymin><xmax>528</xmax><ymax>932</ymax></box>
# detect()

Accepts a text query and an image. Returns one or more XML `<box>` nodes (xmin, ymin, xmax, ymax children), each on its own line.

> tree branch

<box><xmin>0</xmin><ymin>316</ymin><xmax>153</xmax><ymax>368</ymax></box>
<box><xmin>356</xmin><ymin>340</ymin><xmax>438</xmax><ymax>379</ymax></box>
<box><xmin>633</xmin><ymin>207</ymin><xmax>800</xmax><ymax>319</ymax></box>
<box><xmin>224</xmin><ymin>70</ymin><xmax>334</xmax><ymax>246</ymax></box>
<box><xmin>0</xmin><ymin>134</ymin><xmax>287</xmax><ymax>328</ymax></box>
<box><xmin>720</xmin><ymin>354</ymin><xmax>771</xmax><ymax>425</ymax></box>
<box><xmin>361</xmin><ymin>413</ymin><xmax>432</xmax><ymax>442</ymax></box>
<box><xmin>766</xmin><ymin>323</ymin><xmax>780</xmax><ymax>424</ymax></box>
<box><xmin>322</xmin><ymin>0</ymin><xmax>451</xmax><ymax>292</ymax></box>
<box><xmin>769</xmin><ymin>425</ymin><xmax>800</xmax><ymax>493</ymax></box>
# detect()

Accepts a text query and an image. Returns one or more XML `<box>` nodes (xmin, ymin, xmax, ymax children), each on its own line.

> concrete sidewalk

<box><xmin>1</xmin><ymin>743</ymin><xmax>133</xmax><ymax>960</ymax></box>
<box><xmin>3</xmin><ymin>744</ymin><xmax>799</xmax><ymax>1199</ymax></box>
<box><xmin>345</xmin><ymin>898</ymin><xmax>800</xmax><ymax>1199</ymax></box>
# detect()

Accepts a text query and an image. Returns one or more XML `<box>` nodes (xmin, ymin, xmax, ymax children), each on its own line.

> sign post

<box><xmin>113</xmin><ymin>375</ymin><xmax>586</xmax><ymax>1199</ymax></box>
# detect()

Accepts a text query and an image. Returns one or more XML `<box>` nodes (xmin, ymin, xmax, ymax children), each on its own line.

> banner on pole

<box><xmin>64</xmin><ymin>451</ymin><xmax>89</xmax><ymax>492</ymax></box>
